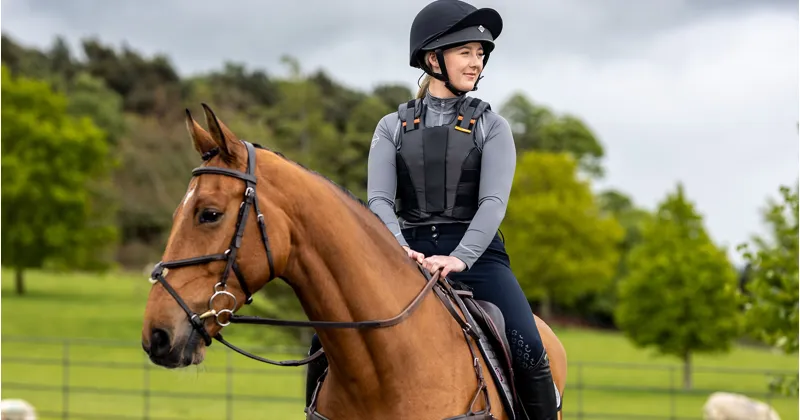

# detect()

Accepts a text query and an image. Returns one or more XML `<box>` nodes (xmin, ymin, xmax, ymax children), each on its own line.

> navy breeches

<box><xmin>402</xmin><ymin>223</ymin><xmax>546</xmax><ymax>372</ymax></box>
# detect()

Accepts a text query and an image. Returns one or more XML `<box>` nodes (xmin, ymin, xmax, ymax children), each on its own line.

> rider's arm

<box><xmin>450</xmin><ymin>111</ymin><xmax>517</xmax><ymax>269</ymax></box>
<box><xmin>367</xmin><ymin>114</ymin><xmax>409</xmax><ymax>247</ymax></box>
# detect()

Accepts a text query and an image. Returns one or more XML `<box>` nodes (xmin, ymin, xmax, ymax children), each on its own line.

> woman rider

<box><xmin>306</xmin><ymin>1</ymin><xmax>558</xmax><ymax>418</ymax></box>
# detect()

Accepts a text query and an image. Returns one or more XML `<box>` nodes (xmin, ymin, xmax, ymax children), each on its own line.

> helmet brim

<box><xmin>449</xmin><ymin>8</ymin><xmax>502</xmax><ymax>42</ymax></box>
<box><xmin>421</xmin><ymin>24</ymin><xmax>496</xmax><ymax>53</ymax></box>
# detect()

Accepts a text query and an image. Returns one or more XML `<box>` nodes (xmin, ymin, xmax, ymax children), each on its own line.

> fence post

<box><xmin>226</xmin><ymin>349</ymin><xmax>234</xmax><ymax>420</ymax></box>
<box><xmin>764</xmin><ymin>371</ymin><xmax>774</xmax><ymax>417</ymax></box>
<box><xmin>577</xmin><ymin>362</ymin><xmax>583</xmax><ymax>420</ymax></box>
<box><xmin>669</xmin><ymin>365</ymin><xmax>676</xmax><ymax>420</ymax></box>
<box><xmin>62</xmin><ymin>340</ymin><xmax>70</xmax><ymax>420</ymax></box>
<box><xmin>143</xmin><ymin>355</ymin><xmax>151</xmax><ymax>420</ymax></box>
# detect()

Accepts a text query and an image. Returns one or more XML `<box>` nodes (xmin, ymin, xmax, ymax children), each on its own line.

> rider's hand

<box><xmin>422</xmin><ymin>255</ymin><xmax>466</xmax><ymax>278</ymax></box>
<box><xmin>402</xmin><ymin>246</ymin><xmax>425</xmax><ymax>264</ymax></box>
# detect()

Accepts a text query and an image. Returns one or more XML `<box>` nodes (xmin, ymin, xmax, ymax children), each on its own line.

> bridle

<box><xmin>148</xmin><ymin>140</ymin><xmax>443</xmax><ymax>367</ymax></box>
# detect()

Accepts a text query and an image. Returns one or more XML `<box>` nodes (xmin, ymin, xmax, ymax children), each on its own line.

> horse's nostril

<box><xmin>150</xmin><ymin>328</ymin><xmax>171</xmax><ymax>358</ymax></box>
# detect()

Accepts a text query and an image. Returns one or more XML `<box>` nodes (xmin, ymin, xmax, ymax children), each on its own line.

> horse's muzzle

<box><xmin>143</xmin><ymin>327</ymin><xmax>200</xmax><ymax>368</ymax></box>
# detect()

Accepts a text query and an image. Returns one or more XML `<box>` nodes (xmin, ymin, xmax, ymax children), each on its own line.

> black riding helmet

<box><xmin>409</xmin><ymin>0</ymin><xmax>503</xmax><ymax>96</ymax></box>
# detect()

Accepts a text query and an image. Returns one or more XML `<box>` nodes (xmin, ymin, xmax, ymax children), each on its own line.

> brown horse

<box><xmin>141</xmin><ymin>104</ymin><xmax>567</xmax><ymax>419</ymax></box>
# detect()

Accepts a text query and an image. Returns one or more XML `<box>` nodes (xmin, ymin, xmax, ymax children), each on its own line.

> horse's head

<box><xmin>141</xmin><ymin>104</ymin><xmax>291</xmax><ymax>368</ymax></box>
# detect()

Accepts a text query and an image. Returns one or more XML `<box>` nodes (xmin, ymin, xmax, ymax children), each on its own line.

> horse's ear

<box><xmin>185</xmin><ymin>108</ymin><xmax>216</xmax><ymax>157</ymax></box>
<box><xmin>202</xmin><ymin>103</ymin><xmax>240</xmax><ymax>163</ymax></box>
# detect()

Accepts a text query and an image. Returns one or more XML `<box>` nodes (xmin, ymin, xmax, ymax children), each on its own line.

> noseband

<box><xmin>149</xmin><ymin>140</ymin><xmax>442</xmax><ymax>367</ymax></box>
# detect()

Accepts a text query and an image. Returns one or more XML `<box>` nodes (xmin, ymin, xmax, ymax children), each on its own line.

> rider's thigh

<box><xmin>448</xmin><ymin>235</ymin><xmax>546</xmax><ymax>363</ymax></box>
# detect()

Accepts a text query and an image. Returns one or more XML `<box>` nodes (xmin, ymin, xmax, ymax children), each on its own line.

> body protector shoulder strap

<box><xmin>394</xmin><ymin>97</ymin><xmax>492</xmax><ymax>222</ymax></box>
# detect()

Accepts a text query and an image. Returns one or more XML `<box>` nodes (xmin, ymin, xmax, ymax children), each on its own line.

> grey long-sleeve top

<box><xmin>367</xmin><ymin>91</ymin><xmax>517</xmax><ymax>269</ymax></box>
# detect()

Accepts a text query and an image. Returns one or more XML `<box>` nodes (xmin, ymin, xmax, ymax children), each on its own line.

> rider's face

<box><xmin>429</xmin><ymin>42</ymin><xmax>485</xmax><ymax>92</ymax></box>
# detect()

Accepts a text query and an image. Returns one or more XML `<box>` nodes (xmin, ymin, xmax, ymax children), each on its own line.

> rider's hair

<box><xmin>416</xmin><ymin>74</ymin><xmax>431</xmax><ymax>99</ymax></box>
<box><xmin>416</xmin><ymin>51</ymin><xmax>435</xmax><ymax>99</ymax></box>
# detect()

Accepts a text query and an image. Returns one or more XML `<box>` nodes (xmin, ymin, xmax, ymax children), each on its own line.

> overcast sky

<box><xmin>3</xmin><ymin>0</ymin><xmax>798</xmax><ymax>264</ymax></box>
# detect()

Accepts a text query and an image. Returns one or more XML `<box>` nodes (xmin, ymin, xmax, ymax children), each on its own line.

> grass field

<box><xmin>2</xmin><ymin>268</ymin><xmax>797</xmax><ymax>419</ymax></box>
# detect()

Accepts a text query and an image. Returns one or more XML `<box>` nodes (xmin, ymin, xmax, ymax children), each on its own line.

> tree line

<box><xmin>1</xmin><ymin>33</ymin><xmax>796</xmax><ymax>392</ymax></box>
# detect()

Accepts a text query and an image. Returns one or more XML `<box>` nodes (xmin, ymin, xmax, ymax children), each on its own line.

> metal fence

<box><xmin>1</xmin><ymin>336</ymin><xmax>795</xmax><ymax>420</ymax></box>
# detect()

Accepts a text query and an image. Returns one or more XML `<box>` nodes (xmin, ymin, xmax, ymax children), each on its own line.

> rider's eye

<box><xmin>198</xmin><ymin>209</ymin><xmax>223</xmax><ymax>224</ymax></box>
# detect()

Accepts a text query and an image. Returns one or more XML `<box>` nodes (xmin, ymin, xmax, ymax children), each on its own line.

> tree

<box><xmin>502</xmin><ymin>151</ymin><xmax>623</xmax><ymax>319</ymax></box>
<box><xmin>737</xmin><ymin>182</ymin><xmax>798</xmax><ymax>395</ymax></box>
<box><xmin>205</xmin><ymin>61</ymin><xmax>279</xmax><ymax>110</ymax></box>
<box><xmin>1</xmin><ymin>65</ymin><xmax>118</xmax><ymax>294</ymax></box>
<box><xmin>80</xmin><ymin>37</ymin><xmax>182</xmax><ymax>117</ymax></box>
<box><xmin>268</xmin><ymin>77</ymin><xmax>339</xmax><ymax>170</ymax></box>
<box><xmin>499</xmin><ymin>92</ymin><xmax>606</xmax><ymax>177</ymax></box>
<box><xmin>615</xmin><ymin>183</ymin><xmax>741</xmax><ymax>389</ymax></box>
<box><xmin>1</xmin><ymin>34</ymin><xmax>55</xmax><ymax>83</ymax></box>
<box><xmin>372</xmin><ymin>84</ymin><xmax>414</xmax><ymax>110</ymax></box>
<box><xmin>64</xmin><ymin>71</ymin><xmax>127</xmax><ymax>145</ymax></box>
<box><xmin>324</xmin><ymin>94</ymin><xmax>393</xmax><ymax>200</ymax></box>
<box><xmin>48</xmin><ymin>36</ymin><xmax>76</xmax><ymax>81</ymax></box>
<box><xmin>576</xmin><ymin>189</ymin><xmax>652</xmax><ymax>326</ymax></box>
<box><xmin>596</xmin><ymin>190</ymin><xmax>652</xmax><ymax>280</ymax></box>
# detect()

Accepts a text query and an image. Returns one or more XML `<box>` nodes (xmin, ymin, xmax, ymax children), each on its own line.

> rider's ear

<box><xmin>202</xmin><ymin>103</ymin><xmax>240</xmax><ymax>164</ymax></box>
<box><xmin>185</xmin><ymin>109</ymin><xmax>216</xmax><ymax>157</ymax></box>
<box><xmin>427</xmin><ymin>52</ymin><xmax>439</xmax><ymax>72</ymax></box>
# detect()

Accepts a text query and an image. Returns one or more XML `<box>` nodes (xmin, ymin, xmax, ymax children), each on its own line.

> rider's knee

<box><xmin>509</xmin><ymin>328</ymin><xmax>546</xmax><ymax>369</ymax></box>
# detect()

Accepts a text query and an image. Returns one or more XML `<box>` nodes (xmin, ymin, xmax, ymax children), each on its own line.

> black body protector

<box><xmin>395</xmin><ymin>96</ymin><xmax>491</xmax><ymax>223</ymax></box>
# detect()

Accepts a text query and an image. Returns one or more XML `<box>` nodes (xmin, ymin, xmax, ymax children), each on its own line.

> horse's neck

<box><xmin>279</xmin><ymin>174</ymin><xmax>460</xmax><ymax>397</ymax></box>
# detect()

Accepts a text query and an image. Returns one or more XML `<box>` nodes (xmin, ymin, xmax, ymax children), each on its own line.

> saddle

<box><xmin>306</xmin><ymin>268</ymin><xmax>521</xmax><ymax>420</ymax></box>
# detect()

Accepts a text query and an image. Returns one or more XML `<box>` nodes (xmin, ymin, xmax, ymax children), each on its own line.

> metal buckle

<box><xmin>148</xmin><ymin>266</ymin><xmax>168</xmax><ymax>285</ymax></box>
<box><xmin>209</xmin><ymin>282</ymin><xmax>237</xmax><ymax>327</ymax></box>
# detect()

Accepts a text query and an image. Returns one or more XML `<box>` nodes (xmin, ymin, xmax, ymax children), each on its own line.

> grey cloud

<box><xmin>4</xmin><ymin>0</ymin><xmax>796</xmax><ymax>71</ymax></box>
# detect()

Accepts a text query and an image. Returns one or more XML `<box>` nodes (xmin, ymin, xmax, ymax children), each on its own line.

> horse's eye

<box><xmin>199</xmin><ymin>209</ymin><xmax>223</xmax><ymax>224</ymax></box>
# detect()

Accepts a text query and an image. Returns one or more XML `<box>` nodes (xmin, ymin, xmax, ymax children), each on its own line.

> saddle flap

<box><xmin>463</xmin><ymin>298</ymin><xmax>518</xmax><ymax>400</ymax></box>
<box><xmin>464</xmin><ymin>300</ymin><xmax>509</xmax><ymax>358</ymax></box>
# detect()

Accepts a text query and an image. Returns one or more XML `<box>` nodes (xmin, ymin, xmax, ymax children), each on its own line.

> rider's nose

<box><xmin>149</xmin><ymin>328</ymin><xmax>172</xmax><ymax>358</ymax></box>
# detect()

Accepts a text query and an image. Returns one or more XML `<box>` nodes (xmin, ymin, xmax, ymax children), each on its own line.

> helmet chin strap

<box><xmin>428</xmin><ymin>48</ymin><xmax>486</xmax><ymax>96</ymax></box>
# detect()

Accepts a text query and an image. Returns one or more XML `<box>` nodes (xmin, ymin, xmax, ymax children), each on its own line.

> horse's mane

<box><xmin>202</xmin><ymin>143</ymin><xmax>382</xmax><ymax>224</ymax></box>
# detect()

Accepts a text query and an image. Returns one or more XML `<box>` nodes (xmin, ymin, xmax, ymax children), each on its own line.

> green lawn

<box><xmin>2</xmin><ymin>269</ymin><xmax>797</xmax><ymax>419</ymax></box>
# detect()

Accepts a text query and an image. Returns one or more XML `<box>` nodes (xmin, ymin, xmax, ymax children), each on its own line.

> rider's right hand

<box><xmin>402</xmin><ymin>245</ymin><xmax>425</xmax><ymax>264</ymax></box>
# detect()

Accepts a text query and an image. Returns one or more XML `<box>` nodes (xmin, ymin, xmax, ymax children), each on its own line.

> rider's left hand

<box><xmin>422</xmin><ymin>255</ymin><xmax>466</xmax><ymax>278</ymax></box>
